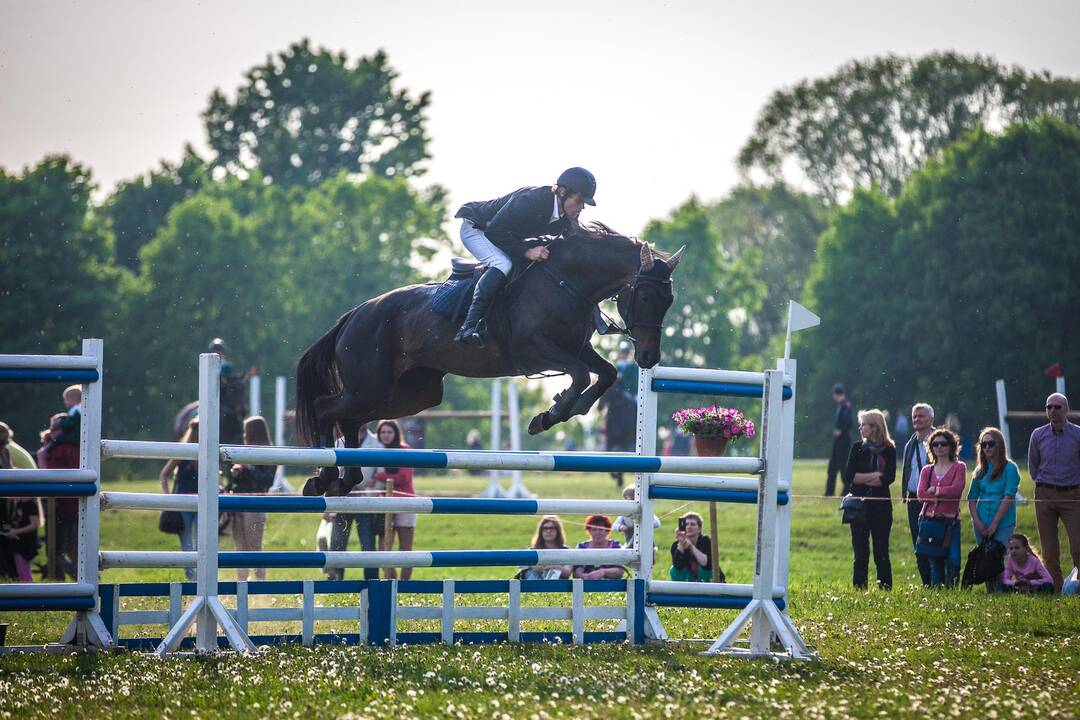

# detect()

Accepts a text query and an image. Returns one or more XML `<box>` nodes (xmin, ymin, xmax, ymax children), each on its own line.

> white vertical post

<box><xmin>505</xmin><ymin>380</ymin><xmax>532</xmax><ymax>498</ymax></box>
<box><xmin>271</xmin><ymin>376</ymin><xmax>292</xmax><ymax>492</ymax></box>
<box><xmin>63</xmin><ymin>338</ymin><xmax>111</xmax><ymax>647</ymax></box>
<box><xmin>481</xmin><ymin>379</ymin><xmax>506</xmax><ymax>498</ymax></box>
<box><xmin>249</xmin><ymin>372</ymin><xmax>261</xmax><ymax>418</ymax></box>
<box><xmin>195</xmin><ymin>352</ymin><xmax>222</xmax><ymax>652</ymax></box>
<box><xmin>634</xmin><ymin>366</ymin><xmax>665</xmax><ymax>641</ymax></box>
<box><xmin>157</xmin><ymin>353</ymin><xmax>253</xmax><ymax>655</ymax></box>
<box><xmin>1056</xmin><ymin>376</ymin><xmax>1066</xmax><ymax>396</ymax></box>
<box><xmin>775</xmin><ymin>358</ymin><xmax>796</xmax><ymax>608</ymax></box>
<box><xmin>995</xmin><ymin>379</ymin><xmax>1011</xmax><ymax>458</ymax></box>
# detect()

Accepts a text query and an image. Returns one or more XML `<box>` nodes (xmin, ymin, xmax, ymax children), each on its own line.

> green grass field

<box><xmin>2</xmin><ymin>460</ymin><xmax>1078</xmax><ymax>719</ymax></box>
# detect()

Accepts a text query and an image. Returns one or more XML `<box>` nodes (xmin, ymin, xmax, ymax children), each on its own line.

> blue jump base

<box><xmin>97</xmin><ymin>579</ymin><xmax>658</xmax><ymax>647</ymax></box>
<box><xmin>0</xmin><ymin>483</ymin><xmax>98</xmax><ymax>497</ymax></box>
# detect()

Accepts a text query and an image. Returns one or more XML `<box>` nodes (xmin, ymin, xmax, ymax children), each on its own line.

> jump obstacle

<box><xmin>0</xmin><ymin>339</ymin><xmax>812</xmax><ymax>659</ymax></box>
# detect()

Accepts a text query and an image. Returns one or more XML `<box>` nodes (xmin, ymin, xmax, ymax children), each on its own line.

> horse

<box><xmin>295</xmin><ymin>222</ymin><xmax>683</xmax><ymax>496</ymax></box>
<box><xmin>172</xmin><ymin>370</ymin><xmax>249</xmax><ymax>445</ymax></box>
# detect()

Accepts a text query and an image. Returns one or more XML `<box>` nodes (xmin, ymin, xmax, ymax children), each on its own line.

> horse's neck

<box><xmin>548</xmin><ymin>240</ymin><xmax>639</xmax><ymax>302</ymax></box>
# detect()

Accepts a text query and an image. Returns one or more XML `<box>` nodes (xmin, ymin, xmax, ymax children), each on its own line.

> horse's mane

<box><xmin>554</xmin><ymin>221</ymin><xmax>671</xmax><ymax>261</ymax></box>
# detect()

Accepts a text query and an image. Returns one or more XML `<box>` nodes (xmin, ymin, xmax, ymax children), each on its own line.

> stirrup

<box><xmin>455</xmin><ymin>319</ymin><xmax>487</xmax><ymax>347</ymax></box>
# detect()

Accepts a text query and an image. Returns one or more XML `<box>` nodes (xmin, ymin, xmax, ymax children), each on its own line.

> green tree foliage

<box><xmin>103</xmin><ymin>146</ymin><xmax>207</xmax><ymax>272</ymax></box>
<box><xmin>796</xmin><ymin>117</ymin><xmax>1080</xmax><ymax>456</ymax></box>
<box><xmin>739</xmin><ymin>52</ymin><xmax>1080</xmax><ymax>203</ymax></box>
<box><xmin>204</xmin><ymin>40</ymin><xmax>431</xmax><ymax>187</ymax></box>
<box><xmin>705</xmin><ymin>184</ymin><xmax>827</xmax><ymax>359</ymax></box>
<box><xmin>0</xmin><ymin>156</ymin><xmax>127</xmax><ymax>437</ymax></box>
<box><xmin>109</xmin><ymin>171</ymin><xmax>447</xmax><ymax>439</ymax></box>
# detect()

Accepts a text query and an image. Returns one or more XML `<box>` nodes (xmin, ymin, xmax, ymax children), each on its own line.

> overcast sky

<box><xmin>2</xmin><ymin>0</ymin><xmax>1079</xmax><ymax>237</ymax></box>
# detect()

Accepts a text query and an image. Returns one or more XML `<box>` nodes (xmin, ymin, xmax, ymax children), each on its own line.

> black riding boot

<box><xmin>454</xmin><ymin>267</ymin><xmax>507</xmax><ymax>346</ymax></box>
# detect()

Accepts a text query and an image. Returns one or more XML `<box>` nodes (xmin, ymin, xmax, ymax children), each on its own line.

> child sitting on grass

<box><xmin>1001</xmin><ymin>533</ymin><xmax>1054</xmax><ymax>594</ymax></box>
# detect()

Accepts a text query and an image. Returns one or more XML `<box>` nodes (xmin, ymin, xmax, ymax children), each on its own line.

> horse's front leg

<box><xmin>527</xmin><ymin>349</ymin><xmax>594</xmax><ymax>435</ymax></box>
<box><xmin>567</xmin><ymin>346</ymin><xmax>619</xmax><ymax>418</ymax></box>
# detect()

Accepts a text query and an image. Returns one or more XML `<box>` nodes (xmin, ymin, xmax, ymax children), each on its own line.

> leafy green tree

<box><xmin>0</xmin><ymin>156</ymin><xmax>127</xmax><ymax>436</ymax></box>
<box><xmin>739</xmin><ymin>52</ymin><xmax>1080</xmax><ymax>203</ymax></box>
<box><xmin>203</xmin><ymin>40</ymin><xmax>431</xmax><ymax>187</ymax></box>
<box><xmin>706</xmin><ymin>184</ymin><xmax>827</xmax><ymax>360</ymax></box>
<box><xmin>103</xmin><ymin>146</ymin><xmax>207</xmax><ymax>271</ymax></box>
<box><xmin>796</xmin><ymin>117</ymin><xmax>1080</xmax><ymax>456</ymax></box>
<box><xmin>641</xmin><ymin>198</ymin><xmax>764</xmax><ymax>371</ymax></box>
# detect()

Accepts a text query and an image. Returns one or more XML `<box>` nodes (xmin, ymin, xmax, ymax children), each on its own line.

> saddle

<box><xmin>431</xmin><ymin>258</ymin><xmax>487</xmax><ymax>322</ymax></box>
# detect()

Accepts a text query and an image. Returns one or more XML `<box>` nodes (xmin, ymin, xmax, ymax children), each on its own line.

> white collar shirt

<box><xmin>550</xmin><ymin>194</ymin><xmax>562</xmax><ymax>223</ymax></box>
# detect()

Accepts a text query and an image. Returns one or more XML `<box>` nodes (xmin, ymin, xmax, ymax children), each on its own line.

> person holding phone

<box><xmin>669</xmin><ymin>512</ymin><xmax>720</xmax><ymax>582</ymax></box>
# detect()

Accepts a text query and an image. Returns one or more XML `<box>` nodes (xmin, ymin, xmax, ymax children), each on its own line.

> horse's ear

<box><xmin>640</xmin><ymin>242</ymin><xmax>654</xmax><ymax>271</ymax></box>
<box><xmin>667</xmin><ymin>245</ymin><xmax>686</xmax><ymax>272</ymax></box>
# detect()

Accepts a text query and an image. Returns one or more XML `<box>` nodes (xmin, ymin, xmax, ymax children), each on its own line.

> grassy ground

<box><xmin>1</xmin><ymin>460</ymin><xmax>1078</xmax><ymax>719</ymax></box>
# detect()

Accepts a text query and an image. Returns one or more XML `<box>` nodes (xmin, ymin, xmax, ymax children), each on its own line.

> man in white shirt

<box><xmin>901</xmin><ymin>403</ymin><xmax>935</xmax><ymax>586</ymax></box>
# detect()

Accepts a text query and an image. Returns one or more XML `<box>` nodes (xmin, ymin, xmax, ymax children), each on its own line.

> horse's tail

<box><xmin>295</xmin><ymin>310</ymin><xmax>351</xmax><ymax>446</ymax></box>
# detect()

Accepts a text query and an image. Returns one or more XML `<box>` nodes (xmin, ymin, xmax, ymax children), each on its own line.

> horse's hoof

<box><xmin>528</xmin><ymin>413</ymin><xmax>547</xmax><ymax>435</ymax></box>
<box><xmin>302</xmin><ymin>476</ymin><xmax>325</xmax><ymax>497</ymax></box>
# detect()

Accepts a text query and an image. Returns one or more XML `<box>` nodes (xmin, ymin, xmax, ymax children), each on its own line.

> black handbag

<box><xmin>916</xmin><ymin>516</ymin><xmax>953</xmax><ymax>557</ymax></box>
<box><xmin>839</xmin><ymin>494</ymin><xmax>865</xmax><ymax>525</ymax></box>
<box><xmin>158</xmin><ymin>510</ymin><xmax>184</xmax><ymax>535</ymax></box>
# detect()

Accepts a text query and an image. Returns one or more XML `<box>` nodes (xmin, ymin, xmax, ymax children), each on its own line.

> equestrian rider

<box><xmin>452</xmin><ymin>167</ymin><xmax>597</xmax><ymax>345</ymax></box>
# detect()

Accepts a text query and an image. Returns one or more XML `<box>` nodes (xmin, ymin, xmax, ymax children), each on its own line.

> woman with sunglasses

<box><xmin>843</xmin><ymin>409</ymin><xmax>897</xmax><ymax>590</ymax></box>
<box><xmin>917</xmin><ymin>428</ymin><xmax>968</xmax><ymax>587</ymax></box>
<box><xmin>517</xmin><ymin>515</ymin><xmax>572</xmax><ymax>580</ymax></box>
<box><xmin>967</xmin><ymin>427</ymin><xmax>1020</xmax><ymax>550</ymax></box>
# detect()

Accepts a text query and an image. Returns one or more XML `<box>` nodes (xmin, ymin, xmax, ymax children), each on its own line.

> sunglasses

<box><xmin>541</xmin><ymin>525</ymin><xmax>557</xmax><ymax>531</ymax></box>
<box><xmin>980</xmin><ymin>440</ymin><xmax>997</xmax><ymax>449</ymax></box>
<box><xmin>1046</xmin><ymin>404</ymin><xmax>1064</xmax><ymax>410</ymax></box>
<box><xmin>931</xmin><ymin>440</ymin><xmax>951</xmax><ymax>448</ymax></box>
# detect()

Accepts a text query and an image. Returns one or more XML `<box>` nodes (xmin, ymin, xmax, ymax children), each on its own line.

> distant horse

<box><xmin>172</xmin><ymin>371</ymin><xmax>249</xmax><ymax>445</ymax></box>
<box><xmin>296</xmin><ymin>222</ymin><xmax>683</xmax><ymax>496</ymax></box>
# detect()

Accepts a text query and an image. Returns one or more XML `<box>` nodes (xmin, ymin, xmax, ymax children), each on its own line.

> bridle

<box><xmin>595</xmin><ymin>263</ymin><xmax>673</xmax><ymax>342</ymax></box>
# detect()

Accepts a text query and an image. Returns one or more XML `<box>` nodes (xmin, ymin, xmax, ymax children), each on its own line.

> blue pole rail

<box><xmin>0</xmin><ymin>482</ymin><xmax>98</xmax><ymax>497</ymax></box>
<box><xmin>652</xmin><ymin>378</ymin><xmax>793</xmax><ymax>400</ymax></box>
<box><xmin>647</xmin><ymin>594</ymin><xmax>786</xmax><ymax>611</ymax></box>
<box><xmin>649</xmin><ymin>486</ymin><xmax>790</xmax><ymax>505</ymax></box>
<box><xmin>0</xmin><ymin>369</ymin><xmax>100</xmax><ymax>383</ymax></box>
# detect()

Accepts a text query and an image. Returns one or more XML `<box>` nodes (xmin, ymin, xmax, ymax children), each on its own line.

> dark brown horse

<box><xmin>295</xmin><ymin>223</ymin><xmax>683</xmax><ymax>495</ymax></box>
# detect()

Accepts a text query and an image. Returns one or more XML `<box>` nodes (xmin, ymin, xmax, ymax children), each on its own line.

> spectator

<box><xmin>967</xmin><ymin>427</ymin><xmax>1020</xmax><ymax>549</ymax></box>
<box><xmin>226</xmin><ymin>416</ymin><xmax>275</xmax><ymax>582</ymax></box>
<box><xmin>373</xmin><ymin>420</ymin><xmax>416</xmax><ymax>580</ymax></box>
<box><xmin>599</xmin><ymin>378</ymin><xmax>637</xmax><ymax>488</ymax></box>
<box><xmin>826</xmin><ymin>384</ymin><xmax>854</xmax><ymax>497</ymax></box>
<box><xmin>0</xmin><ymin>496</ymin><xmax>42</xmax><ymax>582</ymax></box>
<box><xmin>893</xmin><ymin>411</ymin><xmax>911</xmax><ymax>442</ymax></box>
<box><xmin>615</xmin><ymin>341</ymin><xmax>638</xmax><ymax>397</ymax></box>
<box><xmin>668</xmin><ymin>426</ymin><xmax>691</xmax><ymax>456</ymax></box>
<box><xmin>518</xmin><ymin>515</ymin><xmax>572</xmax><ymax>580</ymax></box>
<box><xmin>1028</xmin><ymin>392</ymin><xmax>1080</xmax><ymax>591</ymax></box>
<box><xmin>1001</xmin><ymin>533</ymin><xmax>1054</xmax><ymax>594</ymax></box>
<box><xmin>159</xmin><ymin>417</ymin><xmax>200</xmax><ymax>581</ymax></box>
<box><xmin>38</xmin><ymin>406</ymin><xmax>80</xmax><ymax>580</ymax></box>
<box><xmin>328</xmin><ymin>425</ymin><xmax>383</xmax><ymax>581</ymax></box>
<box><xmin>900</xmin><ymin>403</ymin><xmax>935</xmax><ymax>587</ymax></box>
<box><xmin>843</xmin><ymin>409</ymin><xmax>896</xmax><ymax>590</ymax></box>
<box><xmin>572</xmin><ymin>515</ymin><xmax>625</xmax><ymax>580</ymax></box>
<box><xmin>669</xmin><ymin>511</ymin><xmax>722</xmax><ymax>582</ymax></box>
<box><xmin>612</xmin><ymin>486</ymin><xmax>660</xmax><ymax>547</ymax></box>
<box><xmin>0</xmin><ymin>421</ymin><xmax>37</xmax><ymax>470</ymax></box>
<box><xmin>917</xmin><ymin>428</ymin><xmax>967</xmax><ymax>587</ymax></box>
<box><xmin>465</xmin><ymin>428</ymin><xmax>485</xmax><ymax>475</ymax></box>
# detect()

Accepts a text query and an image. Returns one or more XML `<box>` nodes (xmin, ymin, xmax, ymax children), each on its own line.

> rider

<box><xmin>208</xmin><ymin>338</ymin><xmax>235</xmax><ymax>376</ymax></box>
<box><xmin>452</xmin><ymin>167</ymin><xmax>597</xmax><ymax>346</ymax></box>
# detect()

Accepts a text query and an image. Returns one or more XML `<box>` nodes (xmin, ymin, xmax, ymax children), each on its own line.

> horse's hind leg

<box><xmin>301</xmin><ymin>390</ymin><xmax>379</xmax><ymax>496</ymax></box>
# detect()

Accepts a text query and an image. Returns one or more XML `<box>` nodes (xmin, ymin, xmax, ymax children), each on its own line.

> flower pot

<box><xmin>693</xmin><ymin>435</ymin><xmax>730</xmax><ymax>457</ymax></box>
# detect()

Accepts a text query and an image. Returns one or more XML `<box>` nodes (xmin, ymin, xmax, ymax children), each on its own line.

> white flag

<box><xmin>787</xmin><ymin>300</ymin><xmax>820</xmax><ymax>332</ymax></box>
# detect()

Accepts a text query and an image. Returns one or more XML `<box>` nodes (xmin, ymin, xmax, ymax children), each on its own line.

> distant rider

<box><xmin>452</xmin><ymin>167</ymin><xmax>597</xmax><ymax>346</ymax></box>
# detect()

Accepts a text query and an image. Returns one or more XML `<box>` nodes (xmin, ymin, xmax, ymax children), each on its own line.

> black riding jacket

<box><xmin>455</xmin><ymin>186</ymin><xmax>573</xmax><ymax>257</ymax></box>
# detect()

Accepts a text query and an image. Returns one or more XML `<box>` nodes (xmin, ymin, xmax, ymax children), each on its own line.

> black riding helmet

<box><xmin>557</xmin><ymin>167</ymin><xmax>597</xmax><ymax>206</ymax></box>
<box><xmin>208</xmin><ymin>338</ymin><xmax>228</xmax><ymax>353</ymax></box>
